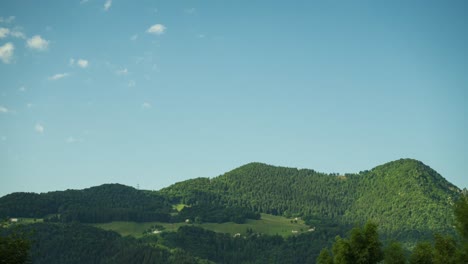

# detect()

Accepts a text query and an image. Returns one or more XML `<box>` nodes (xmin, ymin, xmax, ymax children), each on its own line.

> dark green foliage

<box><xmin>0</xmin><ymin>184</ymin><xmax>172</xmax><ymax>223</ymax></box>
<box><xmin>0</xmin><ymin>221</ymin><xmax>30</xmax><ymax>264</ymax></box>
<box><xmin>317</xmin><ymin>249</ymin><xmax>334</xmax><ymax>264</ymax></box>
<box><xmin>433</xmin><ymin>234</ymin><xmax>458</xmax><ymax>264</ymax></box>
<box><xmin>161</xmin><ymin>225</ymin><xmax>339</xmax><ymax>264</ymax></box>
<box><xmin>384</xmin><ymin>242</ymin><xmax>406</xmax><ymax>264</ymax></box>
<box><xmin>409</xmin><ymin>242</ymin><xmax>433</xmax><ymax>264</ymax></box>
<box><xmin>454</xmin><ymin>192</ymin><xmax>468</xmax><ymax>240</ymax></box>
<box><xmin>328</xmin><ymin>221</ymin><xmax>383</xmax><ymax>264</ymax></box>
<box><xmin>332</xmin><ymin>236</ymin><xmax>353</xmax><ymax>264</ymax></box>
<box><xmin>14</xmin><ymin>222</ymin><xmax>204</xmax><ymax>264</ymax></box>
<box><xmin>453</xmin><ymin>192</ymin><xmax>468</xmax><ymax>262</ymax></box>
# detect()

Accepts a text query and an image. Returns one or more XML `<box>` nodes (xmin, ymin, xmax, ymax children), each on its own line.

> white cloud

<box><xmin>0</xmin><ymin>106</ymin><xmax>9</xmax><ymax>113</ymax></box>
<box><xmin>128</xmin><ymin>80</ymin><xmax>136</xmax><ymax>87</ymax></box>
<box><xmin>77</xmin><ymin>59</ymin><xmax>88</xmax><ymax>68</ymax></box>
<box><xmin>69</xmin><ymin>58</ymin><xmax>75</xmax><ymax>66</ymax></box>
<box><xmin>147</xmin><ymin>24</ymin><xmax>166</xmax><ymax>35</ymax></box>
<box><xmin>0</xmin><ymin>42</ymin><xmax>14</xmax><ymax>63</ymax></box>
<box><xmin>130</xmin><ymin>34</ymin><xmax>138</xmax><ymax>41</ymax></box>
<box><xmin>0</xmin><ymin>27</ymin><xmax>9</xmax><ymax>38</ymax></box>
<box><xmin>48</xmin><ymin>73</ymin><xmax>69</xmax><ymax>80</ymax></box>
<box><xmin>27</xmin><ymin>35</ymin><xmax>49</xmax><ymax>51</ymax></box>
<box><xmin>35</xmin><ymin>123</ymin><xmax>44</xmax><ymax>133</ymax></box>
<box><xmin>19</xmin><ymin>86</ymin><xmax>26</xmax><ymax>92</ymax></box>
<box><xmin>142</xmin><ymin>102</ymin><xmax>152</xmax><ymax>109</ymax></box>
<box><xmin>116</xmin><ymin>68</ymin><xmax>128</xmax><ymax>75</ymax></box>
<box><xmin>104</xmin><ymin>0</ymin><xmax>112</xmax><ymax>11</ymax></box>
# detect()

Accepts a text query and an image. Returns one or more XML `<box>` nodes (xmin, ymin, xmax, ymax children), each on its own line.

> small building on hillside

<box><xmin>10</xmin><ymin>218</ymin><xmax>18</xmax><ymax>223</ymax></box>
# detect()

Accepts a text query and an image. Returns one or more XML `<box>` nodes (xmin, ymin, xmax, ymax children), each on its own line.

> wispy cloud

<box><xmin>69</xmin><ymin>58</ymin><xmax>75</xmax><ymax>66</ymax></box>
<box><xmin>128</xmin><ymin>80</ymin><xmax>136</xmax><ymax>87</ymax></box>
<box><xmin>184</xmin><ymin>8</ymin><xmax>197</xmax><ymax>14</ymax></box>
<box><xmin>0</xmin><ymin>16</ymin><xmax>15</xmax><ymax>24</ymax></box>
<box><xmin>48</xmin><ymin>73</ymin><xmax>69</xmax><ymax>81</ymax></box>
<box><xmin>0</xmin><ymin>27</ymin><xmax>9</xmax><ymax>38</ymax></box>
<box><xmin>0</xmin><ymin>42</ymin><xmax>14</xmax><ymax>63</ymax></box>
<box><xmin>80</xmin><ymin>0</ymin><xmax>90</xmax><ymax>4</ymax></box>
<box><xmin>27</xmin><ymin>35</ymin><xmax>49</xmax><ymax>51</ymax></box>
<box><xmin>147</xmin><ymin>24</ymin><xmax>166</xmax><ymax>35</ymax></box>
<box><xmin>10</xmin><ymin>29</ymin><xmax>25</xmax><ymax>39</ymax></box>
<box><xmin>130</xmin><ymin>34</ymin><xmax>138</xmax><ymax>41</ymax></box>
<box><xmin>142</xmin><ymin>102</ymin><xmax>152</xmax><ymax>109</ymax></box>
<box><xmin>116</xmin><ymin>68</ymin><xmax>128</xmax><ymax>75</ymax></box>
<box><xmin>104</xmin><ymin>0</ymin><xmax>112</xmax><ymax>11</ymax></box>
<box><xmin>66</xmin><ymin>136</ymin><xmax>77</xmax><ymax>143</ymax></box>
<box><xmin>77</xmin><ymin>59</ymin><xmax>89</xmax><ymax>68</ymax></box>
<box><xmin>66</xmin><ymin>136</ymin><xmax>83</xmax><ymax>144</ymax></box>
<box><xmin>0</xmin><ymin>106</ymin><xmax>10</xmax><ymax>113</ymax></box>
<box><xmin>35</xmin><ymin>123</ymin><xmax>44</xmax><ymax>133</ymax></box>
<box><xmin>19</xmin><ymin>86</ymin><xmax>26</xmax><ymax>92</ymax></box>
<box><xmin>0</xmin><ymin>27</ymin><xmax>25</xmax><ymax>39</ymax></box>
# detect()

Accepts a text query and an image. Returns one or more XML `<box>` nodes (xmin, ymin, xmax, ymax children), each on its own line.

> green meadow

<box><xmin>92</xmin><ymin>213</ymin><xmax>309</xmax><ymax>238</ymax></box>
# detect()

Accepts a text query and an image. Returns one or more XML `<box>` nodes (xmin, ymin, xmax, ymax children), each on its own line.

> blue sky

<box><xmin>0</xmin><ymin>0</ymin><xmax>467</xmax><ymax>196</ymax></box>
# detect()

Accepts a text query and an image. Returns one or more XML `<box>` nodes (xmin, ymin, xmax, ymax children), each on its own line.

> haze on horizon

<box><xmin>0</xmin><ymin>0</ymin><xmax>467</xmax><ymax>196</ymax></box>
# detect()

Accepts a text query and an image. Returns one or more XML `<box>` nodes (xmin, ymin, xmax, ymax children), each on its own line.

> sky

<box><xmin>0</xmin><ymin>0</ymin><xmax>467</xmax><ymax>196</ymax></box>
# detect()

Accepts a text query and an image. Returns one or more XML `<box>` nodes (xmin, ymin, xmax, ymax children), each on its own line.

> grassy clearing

<box><xmin>9</xmin><ymin>218</ymin><xmax>43</xmax><ymax>224</ymax></box>
<box><xmin>92</xmin><ymin>213</ymin><xmax>309</xmax><ymax>238</ymax></box>
<box><xmin>172</xmin><ymin>204</ymin><xmax>188</xmax><ymax>212</ymax></box>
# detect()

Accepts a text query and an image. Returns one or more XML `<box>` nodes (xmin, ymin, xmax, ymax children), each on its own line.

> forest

<box><xmin>1</xmin><ymin>158</ymin><xmax>466</xmax><ymax>263</ymax></box>
<box><xmin>160</xmin><ymin>159</ymin><xmax>459</xmax><ymax>242</ymax></box>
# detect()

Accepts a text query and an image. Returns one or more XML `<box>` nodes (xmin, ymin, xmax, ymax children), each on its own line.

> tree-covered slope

<box><xmin>161</xmin><ymin>163</ymin><xmax>359</xmax><ymax>219</ymax></box>
<box><xmin>161</xmin><ymin>159</ymin><xmax>461</xmax><ymax>241</ymax></box>
<box><xmin>2</xmin><ymin>222</ymin><xmax>206</xmax><ymax>264</ymax></box>
<box><xmin>0</xmin><ymin>184</ymin><xmax>173</xmax><ymax>223</ymax></box>
<box><xmin>0</xmin><ymin>158</ymin><xmax>461</xmax><ymax>241</ymax></box>
<box><xmin>344</xmin><ymin>159</ymin><xmax>459</xmax><ymax>239</ymax></box>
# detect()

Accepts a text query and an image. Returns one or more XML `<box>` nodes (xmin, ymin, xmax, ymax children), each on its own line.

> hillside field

<box><xmin>92</xmin><ymin>213</ymin><xmax>309</xmax><ymax>238</ymax></box>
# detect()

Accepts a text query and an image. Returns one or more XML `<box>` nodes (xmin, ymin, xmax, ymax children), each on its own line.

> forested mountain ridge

<box><xmin>0</xmin><ymin>158</ymin><xmax>461</xmax><ymax>241</ymax></box>
<box><xmin>160</xmin><ymin>159</ymin><xmax>461</xmax><ymax>241</ymax></box>
<box><xmin>1</xmin><ymin>158</ymin><xmax>465</xmax><ymax>263</ymax></box>
<box><xmin>0</xmin><ymin>184</ymin><xmax>173</xmax><ymax>223</ymax></box>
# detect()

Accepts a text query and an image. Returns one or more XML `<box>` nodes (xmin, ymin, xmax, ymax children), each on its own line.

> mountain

<box><xmin>160</xmin><ymin>158</ymin><xmax>461</xmax><ymax>241</ymax></box>
<box><xmin>0</xmin><ymin>158</ymin><xmax>463</xmax><ymax>263</ymax></box>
